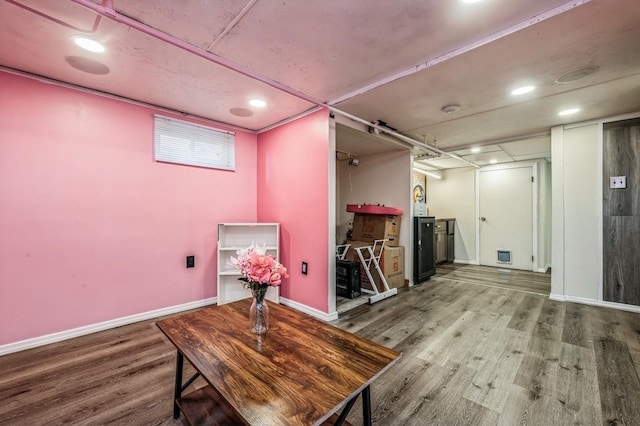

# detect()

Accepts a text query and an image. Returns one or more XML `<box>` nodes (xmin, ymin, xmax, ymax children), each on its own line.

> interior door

<box><xmin>478</xmin><ymin>166</ymin><xmax>534</xmax><ymax>270</ymax></box>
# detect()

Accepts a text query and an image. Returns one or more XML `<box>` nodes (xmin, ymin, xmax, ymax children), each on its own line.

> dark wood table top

<box><xmin>156</xmin><ymin>299</ymin><xmax>401</xmax><ymax>426</ymax></box>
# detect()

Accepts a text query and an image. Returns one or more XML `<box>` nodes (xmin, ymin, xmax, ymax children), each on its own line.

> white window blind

<box><xmin>154</xmin><ymin>115</ymin><xmax>235</xmax><ymax>171</ymax></box>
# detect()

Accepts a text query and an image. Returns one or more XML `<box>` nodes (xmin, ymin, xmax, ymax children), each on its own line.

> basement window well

<box><xmin>154</xmin><ymin>115</ymin><xmax>235</xmax><ymax>171</ymax></box>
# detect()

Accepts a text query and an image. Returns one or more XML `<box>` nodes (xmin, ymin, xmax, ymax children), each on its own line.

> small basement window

<box><xmin>154</xmin><ymin>115</ymin><xmax>235</xmax><ymax>171</ymax></box>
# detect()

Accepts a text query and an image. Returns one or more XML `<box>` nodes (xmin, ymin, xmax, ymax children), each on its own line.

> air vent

<box><xmin>555</xmin><ymin>66</ymin><xmax>598</xmax><ymax>84</ymax></box>
<box><xmin>497</xmin><ymin>250</ymin><xmax>512</xmax><ymax>264</ymax></box>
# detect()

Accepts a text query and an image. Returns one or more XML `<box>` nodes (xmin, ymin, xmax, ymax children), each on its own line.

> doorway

<box><xmin>477</xmin><ymin>164</ymin><xmax>536</xmax><ymax>271</ymax></box>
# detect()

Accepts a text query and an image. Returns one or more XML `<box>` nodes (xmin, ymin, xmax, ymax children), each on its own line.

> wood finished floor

<box><xmin>2</xmin><ymin>264</ymin><xmax>640</xmax><ymax>425</ymax></box>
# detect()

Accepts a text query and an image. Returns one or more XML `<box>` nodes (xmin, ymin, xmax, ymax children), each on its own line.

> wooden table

<box><xmin>156</xmin><ymin>299</ymin><xmax>401</xmax><ymax>425</ymax></box>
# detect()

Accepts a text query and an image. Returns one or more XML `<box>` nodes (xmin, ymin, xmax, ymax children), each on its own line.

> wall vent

<box><xmin>497</xmin><ymin>250</ymin><xmax>512</xmax><ymax>264</ymax></box>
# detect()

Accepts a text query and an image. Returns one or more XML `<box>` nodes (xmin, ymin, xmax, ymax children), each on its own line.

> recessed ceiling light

<box><xmin>490</xmin><ymin>159</ymin><xmax>498</xmax><ymax>164</ymax></box>
<box><xmin>249</xmin><ymin>99</ymin><xmax>266</xmax><ymax>108</ymax></box>
<box><xmin>461</xmin><ymin>0</ymin><xmax>484</xmax><ymax>3</ymax></box>
<box><xmin>558</xmin><ymin>108</ymin><xmax>580</xmax><ymax>116</ymax></box>
<box><xmin>72</xmin><ymin>36</ymin><xmax>105</xmax><ymax>53</ymax></box>
<box><xmin>471</xmin><ymin>147</ymin><xmax>481</xmax><ymax>153</ymax></box>
<box><xmin>511</xmin><ymin>85</ymin><xmax>535</xmax><ymax>96</ymax></box>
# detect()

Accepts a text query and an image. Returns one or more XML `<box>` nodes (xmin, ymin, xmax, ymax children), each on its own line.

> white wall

<box><xmin>551</xmin><ymin>112</ymin><xmax>640</xmax><ymax>313</ymax></box>
<box><xmin>336</xmin><ymin>147</ymin><xmax>413</xmax><ymax>282</ymax></box>
<box><xmin>540</xmin><ymin>161</ymin><xmax>552</xmax><ymax>270</ymax></box>
<box><xmin>551</xmin><ymin>123</ymin><xmax>602</xmax><ymax>300</ymax></box>
<box><xmin>426</xmin><ymin>160</ymin><xmax>550</xmax><ymax>270</ymax></box>
<box><xmin>426</xmin><ymin>167</ymin><xmax>477</xmax><ymax>263</ymax></box>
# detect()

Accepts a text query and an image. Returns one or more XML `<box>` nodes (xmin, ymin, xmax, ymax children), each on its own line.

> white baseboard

<box><xmin>0</xmin><ymin>297</ymin><xmax>217</xmax><ymax>356</ymax></box>
<box><xmin>451</xmin><ymin>259</ymin><xmax>479</xmax><ymax>265</ymax></box>
<box><xmin>279</xmin><ymin>297</ymin><xmax>338</xmax><ymax>322</ymax></box>
<box><xmin>549</xmin><ymin>293</ymin><xmax>640</xmax><ymax>314</ymax></box>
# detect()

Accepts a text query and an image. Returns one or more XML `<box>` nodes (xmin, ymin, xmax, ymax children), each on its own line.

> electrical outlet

<box><xmin>301</xmin><ymin>261</ymin><xmax>308</xmax><ymax>275</ymax></box>
<box><xmin>610</xmin><ymin>176</ymin><xmax>626</xmax><ymax>189</ymax></box>
<box><xmin>186</xmin><ymin>255</ymin><xmax>195</xmax><ymax>268</ymax></box>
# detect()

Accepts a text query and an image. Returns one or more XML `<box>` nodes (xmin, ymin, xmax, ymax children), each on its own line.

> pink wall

<box><xmin>0</xmin><ymin>71</ymin><xmax>258</xmax><ymax>345</ymax></box>
<box><xmin>256</xmin><ymin>110</ymin><xmax>330</xmax><ymax>312</ymax></box>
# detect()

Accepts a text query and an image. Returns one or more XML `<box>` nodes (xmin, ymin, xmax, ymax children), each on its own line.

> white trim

<box><xmin>551</xmin><ymin>125</ymin><xmax>565</xmax><ymax>297</ymax></box>
<box><xmin>280</xmin><ymin>297</ymin><xmax>339</xmax><ymax>322</ymax></box>
<box><xmin>328</xmin><ymin>115</ymin><xmax>338</xmax><ymax>317</ymax></box>
<box><xmin>0</xmin><ymin>298</ymin><xmax>217</xmax><ymax>356</ymax></box>
<box><xmin>549</xmin><ymin>294</ymin><xmax>640</xmax><ymax>314</ymax></box>
<box><xmin>451</xmin><ymin>259</ymin><xmax>479</xmax><ymax>265</ymax></box>
<box><xmin>565</xmin><ymin>110</ymin><xmax>640</xmax><ymax>130</ymax></box>
<box><xmin>549</xmin><ymin>293</ymin><xmax>566</xmax><ymax>302</ymax></box>
<box><xmin>257</xmin><ymin>106</ymin><xmax>323</xmax><ymax>133</ymax></box>
<box><xmin>597</xmin><ymin>122</ymin><xmax>604</xmax><ymax>302</ymax></box>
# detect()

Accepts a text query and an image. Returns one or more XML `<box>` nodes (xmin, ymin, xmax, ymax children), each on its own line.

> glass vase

<box><xmin>250</xmin><ymin>287</ymin><xmax>269</xmax><ymax>335</ymax></box>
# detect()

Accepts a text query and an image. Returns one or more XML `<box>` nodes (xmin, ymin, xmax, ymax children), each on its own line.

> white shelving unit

<box><xmin>217</xmin><ymin>223</ymin><xmax>280</xmax><ymax>305</ymax></box>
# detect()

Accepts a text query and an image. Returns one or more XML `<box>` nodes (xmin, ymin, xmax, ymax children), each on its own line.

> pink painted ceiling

<box><xmin>1</xmin><ymin>0</ymin><xmax>639</xmax><ymax>167</ymax></box>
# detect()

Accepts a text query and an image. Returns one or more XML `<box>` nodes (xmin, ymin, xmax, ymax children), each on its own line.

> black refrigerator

<box><xmin>413</xmin><ymin>216</ymin><xmax>436</xmax><ymax>284</ymax></box>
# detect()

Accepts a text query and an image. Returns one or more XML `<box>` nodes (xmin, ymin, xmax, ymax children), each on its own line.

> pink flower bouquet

<box><xmin>230</xmin><ymin>244</ymin><xmax>289</xmax><ymax>290</ymax></box>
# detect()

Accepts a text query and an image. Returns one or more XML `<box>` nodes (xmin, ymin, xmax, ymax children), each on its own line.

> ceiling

<box><xmin>1</xmin><ymin>0</ymin><xmax>639</xmax><ymax>170</ymax></box>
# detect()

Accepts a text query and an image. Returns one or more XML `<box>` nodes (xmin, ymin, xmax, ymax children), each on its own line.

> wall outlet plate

<box><xmin>610</xmin><ymin>176</ymin><xmax>626</xmax><ymax>189</ymax></box>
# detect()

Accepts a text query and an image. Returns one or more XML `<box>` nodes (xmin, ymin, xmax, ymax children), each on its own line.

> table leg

<box><xmin>173</xmin><ymin>351</ymin><xmax>184</xmax><ymax>419</ymax></box>
<box><xmin>362</xmin><ymin>385</ymin><xmax>372</xmax><ymax>426</ymax></box>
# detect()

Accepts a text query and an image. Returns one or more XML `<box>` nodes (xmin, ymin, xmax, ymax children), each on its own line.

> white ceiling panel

<box><xmin>499</xmin><ymin>136</ymin><xmax>551</xmax><ymax>157</ymax></box>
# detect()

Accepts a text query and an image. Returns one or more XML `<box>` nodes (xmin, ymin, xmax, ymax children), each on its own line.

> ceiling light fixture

<box><xmin>441</xmin><ymin>104</ymin><xmax>460</xmax><ymax>114</ymax></box>
<box><xmin>490</xmin><ymin>159</ymin><xmax>498</xmax><ymax>164</ymax></box>
<box><xmin>65</xmin><ymin>56</ymin><xmax>110</xmax><ymax>75</ymax></box>
<box><xmin>461</xmin><ymin>0</ymin><xmax>484</xmax><ymax>3</ymax></box>
<box><xmin>471</xmin><ymin>147</ymin><xmax>481</xmax><ymax>153</ymax></box>
<box><xmin>558</xmin><ymin>108</ymin><xmax>580</xmax><ymax>116</ymax></box>
<box><xmin>72</xmin><ymin>36</ymin><xmax>105</xmax><ymax>53</ymax></box>
<box><xmin>249</xmin><ymin>99</ymin><xmax>266</xmax><ymax>108</ymax></box>
<box><xmin>555</xmin><ymin>66</ymin><xmax>598</xmax><ymax>84</ymax></box>
<box><xmin>511</xmin><ymin>85</ymin><xmax>535</xmax><ymax>96</ymax></box>
<box><xmin>413</xmin><ymin>168</ymin><xmax>442</xmax><ymax>179</ymax></box>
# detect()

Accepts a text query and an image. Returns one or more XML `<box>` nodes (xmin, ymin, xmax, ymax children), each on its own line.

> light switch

<box><xmin>610</xmin><ymin>176</ymin><xmax>626</xmax><ymax>189</ymax></box>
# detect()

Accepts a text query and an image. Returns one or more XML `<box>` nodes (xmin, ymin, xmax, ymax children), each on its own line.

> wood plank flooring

<box><xmin>2</xmin><ymin>264</ymin><xmax>640</xmax><ymax>425</ymax></box>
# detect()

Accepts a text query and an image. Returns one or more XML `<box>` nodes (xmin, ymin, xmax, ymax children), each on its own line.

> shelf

<box><xmin>217</xmin><ymin>223</ymin><xmax>280</xmax><ymax>305</ymax></box>
<box><xmin>176</xmin><ymin>386</ymin><xmax>242</xmax><ymax>426</ymax></box>
<box><xmin>176</xmin><ymin>385</ymin><xmax>353</xmax><ymax>426</ymax></box>
<box><xmin>218</xmin><ymin>246</ymin><xmax>278</xmax><ymax>251</ymax></box>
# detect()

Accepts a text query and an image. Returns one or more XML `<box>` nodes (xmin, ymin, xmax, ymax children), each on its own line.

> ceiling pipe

<box><xmin>69</xmin><ymin>0</ymin><xmax>478</xmax><ymax>167</ymax></box>
<box><xmin>208</xmin><ymin>0</ymin><xmax>259</xmax><ymax>49</ymax></box>
<box><xmin>328</xmin><ymin>0</ymin><xmax>593</xmax><ymax>106</ymax></box>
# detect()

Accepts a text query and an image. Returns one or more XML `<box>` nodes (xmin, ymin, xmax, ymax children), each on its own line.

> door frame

<box><xmin>475</xmin><ymin>162</ymin><xmax>538</xmax><ymax>271</ymax></box>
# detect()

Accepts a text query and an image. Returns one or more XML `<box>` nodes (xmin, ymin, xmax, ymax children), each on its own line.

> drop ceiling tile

<box><xmin>462</xmin><ymin>151</ymin><xmax>514</xmax><ymax>164</ymax></box>
<box><xmin>499</xmin><ymin>136</ymin><xmax>551</xmax><ymax>156</ymax></box>
<box><xmin>454</xmin><ymin>144</ymin><xmax>503</xmax><ymax>156</ymax></box>
<box><xmin>420</xmin><ymin>157</ymin><xmax>472</xmax><ymax>169</ymax></box>
<box><xmin>512</xmin><ymin>152</ymin><xmax>551</xmax><ymax>161</ymax></box>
